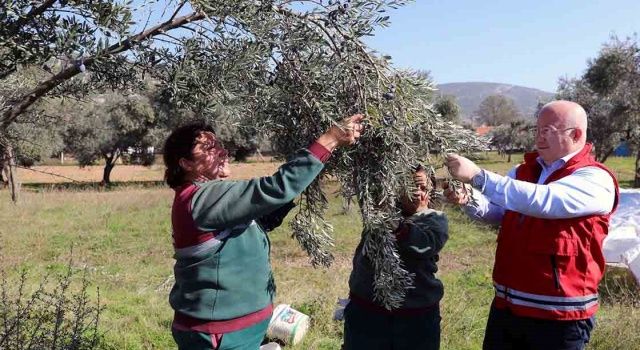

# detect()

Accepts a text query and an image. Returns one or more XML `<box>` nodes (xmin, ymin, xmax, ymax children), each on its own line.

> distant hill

<box><xmin>436</xmin><ymin>82</ymin><xmax>555</xmax><ymax>121</ymax></box>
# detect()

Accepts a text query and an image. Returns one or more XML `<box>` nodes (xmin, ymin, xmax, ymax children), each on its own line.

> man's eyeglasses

<box><xmin>532</xmin><ymin>126</ymin><xmax>577</xmax><ymax>137</ymax></box>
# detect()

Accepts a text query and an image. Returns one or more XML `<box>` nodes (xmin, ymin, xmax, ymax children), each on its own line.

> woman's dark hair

<box><xmin>163</xmin><ymin>122</ymin><xmax>215</xmax><ymax>188</ymax></box>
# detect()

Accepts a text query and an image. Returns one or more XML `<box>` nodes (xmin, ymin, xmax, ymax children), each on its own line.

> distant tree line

<box><xmin>0</xmin><ymin>85</ymin><xmax>263</xmax><ymax>186</ymax></box>
<box><xmin>466</xmin><ymin>34</ymin><xmax>640</xmax><ymax>184</ymax></box>
<box><xmin>557</xmin><ymin>35</ymin><xmax>640</xmax><ymax>187</ymax></box>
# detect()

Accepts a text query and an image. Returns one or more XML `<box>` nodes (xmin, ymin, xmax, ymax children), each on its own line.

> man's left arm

<box><xmin>480</xmin><ymin>167</ymin><xmax>615</xmax><ymax>219</ymax></box>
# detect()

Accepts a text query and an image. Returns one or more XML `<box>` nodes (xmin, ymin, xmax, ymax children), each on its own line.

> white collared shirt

<box><xmin>464</xmin><ymin>149</ymin><xmax>616</xmax><ymax>224</ymax></box>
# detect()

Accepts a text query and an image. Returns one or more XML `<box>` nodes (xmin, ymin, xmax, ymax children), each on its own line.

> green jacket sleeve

<box><xmin>190</xmin><ymin>149</ymin><xmax>324</xmax><ymax>231</ymax></box>
<box><xmin>396</xmin><ymin>209</ymin><xmax>449</xmax><ymax>259</ymax></box>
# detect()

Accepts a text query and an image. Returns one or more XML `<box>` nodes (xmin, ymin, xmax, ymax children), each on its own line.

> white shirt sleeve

<box><xmin>481</xmin><ymin>166</ymin><xmax>616</xmax><ymax>219</ymax></box>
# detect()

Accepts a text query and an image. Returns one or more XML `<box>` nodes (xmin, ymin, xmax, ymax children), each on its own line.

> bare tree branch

<box><xmin>1</xmin><ymin>10</ymin><xmax>206</xmax><ymax>129</ymax></box>
<box><xmin>9</xmin><ymin>0</ymin><xmax>58</xmax><ymax>36</ymax></box>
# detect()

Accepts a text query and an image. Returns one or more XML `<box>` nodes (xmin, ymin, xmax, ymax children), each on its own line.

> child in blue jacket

<box><xmin>344</xmin><ymin>167</ymin><xmax>449</xmax><ymax>350</ymax></box>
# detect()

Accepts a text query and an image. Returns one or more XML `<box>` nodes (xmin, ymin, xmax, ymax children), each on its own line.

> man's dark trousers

<box><xmin>483</xmin><ymin>300</ymin><xmax>595</xmax><ymax>350</ymax></box>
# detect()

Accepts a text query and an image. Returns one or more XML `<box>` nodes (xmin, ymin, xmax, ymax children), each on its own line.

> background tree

<box><xmin>489</xmin><ymin>120</ymin><xmax>535</xmax><ymax>162</ymax></box>
<box><xmin>473</xmin><ymin>94</ymin><xmax>521</xmax><ymax>126</ymax></box>
<box><xmin>583</xmin><ymin>36</ymin><xmax>640</xmax><ymax>188</ymax></box>
<box><xmin>8</xmin><ymin>123</ymin><xmax>64</xmax><ymax>167</ymax></box>
<box><xmin>213</xmin><ymin>121</ymin><xmax>259</xmax><ymax>162</ymax></box>
<box><xmin>0</xmin><ymin>67</ymin><xmax>66</xmax><ymax>199</ymax></box>
<box><xmin>64</xmin><ymin>93</ymin><xmax>158</xmax><ymax>185</ymax></box>
<box><xmin>557</xmin><ymin>36</ymin><xmax>640</xmax><ymax>176</ymax></box>
<box><xmin>152</xmin><ymin>91</ymin><xmax>260</xmax><ymax>162</ymax></box>
<box><xmin>434</xmin><ymin>94</ymin><xmax>461</xmax><ymax>123</ymax></box>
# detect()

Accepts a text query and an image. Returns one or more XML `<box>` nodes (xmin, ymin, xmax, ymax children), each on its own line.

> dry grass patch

<box><xmin>16</xmin><ymin>161</ymin><xmax>281</xmax><ymax>184</ymax></box>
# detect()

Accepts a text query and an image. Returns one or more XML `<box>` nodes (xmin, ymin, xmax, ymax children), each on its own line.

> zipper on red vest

<box><xmin>550</xmin><ymin>255</ymin><xmax>561</xmax><ymax>291</ymax></box>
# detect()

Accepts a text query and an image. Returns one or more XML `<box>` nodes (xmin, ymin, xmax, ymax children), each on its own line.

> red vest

<box><xmin>492</xmin><ymin>144</ymin><xmax>619</xmax><ymax>320</ymax></box>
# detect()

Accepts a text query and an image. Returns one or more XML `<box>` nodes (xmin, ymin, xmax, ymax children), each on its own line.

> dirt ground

<box><xmin>16</xmin><ymin>162</ymin><xmax>281</xmax><ymax>184</ymax></box>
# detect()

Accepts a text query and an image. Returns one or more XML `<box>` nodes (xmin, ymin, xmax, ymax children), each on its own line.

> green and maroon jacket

<box><xmin>170</xmin><ymin>143</ymin><xmax>329</xmax><ymax>334</ymax></box>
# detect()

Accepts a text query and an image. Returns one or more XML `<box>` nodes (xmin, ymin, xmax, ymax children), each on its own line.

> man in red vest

<box><xmin>444</xmin><ymin>100</ymin><xmax>619</xmax><ymax>350</ymax></box>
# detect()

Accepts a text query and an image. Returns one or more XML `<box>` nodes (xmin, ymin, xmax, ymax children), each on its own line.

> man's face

<box><xmin>189</xmin><ymin>131</ymin><xmax>230</xmax><ymax>180</ymax></box>
<box><xmin>535</xmin><ymin>111</ymin><xmax>577</xmax><ymax>165</ymax></box>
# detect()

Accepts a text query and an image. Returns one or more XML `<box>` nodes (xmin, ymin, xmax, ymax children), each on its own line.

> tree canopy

<box><xmin>0</xmin><ymin>0</ymin><xmax>486</xmax><ymax>308</ymax></box>
<box><xmin>434</xmin><ymin>94</ymin><xmax>461</xmax><ymax>123</ymax></box>
<box><xmin>474</xmin><ymin>94</ymin><xmax>521</xmax><ymax>126</ymax></box>
<box><xmin>63</xmin><ymin>93</ymin><xmax>159</xmax><ymax>184</ymax></box>
<box><xmin>489</xmin><ymin>120</ymin><xmax>535</xmax><ymax>162</ymax></box>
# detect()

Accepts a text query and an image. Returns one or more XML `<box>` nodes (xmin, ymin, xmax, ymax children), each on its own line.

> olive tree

<box><xmin>474</xmin><ymin>94</ymin><xmax>521</xmax><ymax>126</ymax></box>
<box><xmin>489</xmin><ymin>120</ymin><xmax>535</xmax><ymax>162</ymax></box>
<box><xmin>1</xmin><ymin>0</ymin><xmax>139</xmax><ymax>197</ymax></box>
<box><xmin>1</xmin><ymin>0</ymin><xmax>485</xmax><ymax>308</ymax></box>
<box><xmin>0</xmin><ymin>68</ymin><xmax>66</xmax><ymax>200</ymax></box>
<box><xmin>149</xmin><ymin>2</ymin><xmax>485</xmax><ymax>308</ymax></box>
<box><xmin>63</xmin><ymin>93</ymin><xmax>158</xmax><ymax>185</ymax></box>
<box><xmin>434</xmin><ymin>94</ymin><xmax>461</xmax><ymax>123</ymax></box>
<box><xmin>557</xmin><ymin>36</ymin><xmax>640</xmax><ymax>171</ymax></box>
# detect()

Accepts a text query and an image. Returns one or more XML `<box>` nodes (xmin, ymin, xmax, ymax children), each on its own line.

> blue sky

<box><xmin>364</xmin><ymin>0</ymin><xmax>640</xmax><ymax>92</ymax></box>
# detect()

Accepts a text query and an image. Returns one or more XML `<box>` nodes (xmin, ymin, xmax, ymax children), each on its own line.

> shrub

<box><xmin>0</xmin><ymin>257</ymin><xmax>102</xmax><ymax>350</ymax></box>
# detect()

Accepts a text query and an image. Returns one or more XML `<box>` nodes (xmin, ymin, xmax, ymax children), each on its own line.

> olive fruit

<box><xmin>382</xmin><ymin>92</ymin><xmax>395</xmax><ymax>100</ymax></box>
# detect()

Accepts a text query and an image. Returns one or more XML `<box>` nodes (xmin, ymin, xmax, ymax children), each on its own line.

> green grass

<box><xmin>0</xmin><ymin>189</ymin><xmax>176</xmax><ymax>349</ymax></box>
<box><xmin>604</xmin><ymin>156</ymin><xmax>638</xmax><ymax>188</ymax></box>
<box><xmin>0</xmin><ymin>153</ymin><xmax>638</xmax><ymax>349</ymax></box>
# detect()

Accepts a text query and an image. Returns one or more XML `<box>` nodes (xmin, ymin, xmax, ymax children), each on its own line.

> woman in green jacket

<box><xmin>163</xmin><ymin>115</ymin><xmax>363</xmax><ymax>350</ymax></box>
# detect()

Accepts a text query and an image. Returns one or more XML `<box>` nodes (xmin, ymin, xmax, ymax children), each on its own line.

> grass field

<box><xmin>0</xmin><ymin>152</ymin><xmax>638</xmax><ymax>349</ymax></box>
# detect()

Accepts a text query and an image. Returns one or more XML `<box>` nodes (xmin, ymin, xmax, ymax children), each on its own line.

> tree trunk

<box><xmin>507</xmin><ymin>151</ymin><xmax>512</xmax><ymax>163</ymax></box>
<box><xmin>341</xmin><ymin>196</ymin><xmax>352</xmax><ymax>215</ymax></box>
<box><xmin>634</xmin><ymin>148</ymin><xmax>640</xmax><ymax>188</ymax></box>
<box><xmin>5</xmin><ymin>146</ymin><xmax>20</xmax><ymax>202</ymax></box>
<box><xmin>101</xmin><ymin>150</ymin><xmax>121</xmax><ymax>186</ymax></box>
<box><xmin>0</xmin><ymin>161</ymin><xmax>5</xmax><ymax>185</ymax></box>
<box><xmin>102</xmin><ymin>161</ymin><xmax>115</xmax><ymax>186</ymax></box>
<box><xmin>597</xmin><ymin>147</ymin><xmax>615</xmax><ymax>164</ymax></box>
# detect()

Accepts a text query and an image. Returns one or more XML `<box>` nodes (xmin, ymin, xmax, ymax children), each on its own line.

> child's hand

<box><xmin>442</xmin><ymin>182</ymin><xmax>470</xmax><ymax>205</ymax></box>
<box><xmin>413</xmin><ymin>170</ymin><xmax>429</xmax><ymax>191</ymax></box>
